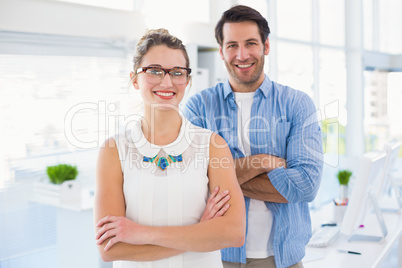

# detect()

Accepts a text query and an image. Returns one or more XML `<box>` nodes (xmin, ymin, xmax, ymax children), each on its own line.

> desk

<box><xmin>304</xmin><ymin>202</ymin><xmax>402</xmax><ymax>268</ymax></box>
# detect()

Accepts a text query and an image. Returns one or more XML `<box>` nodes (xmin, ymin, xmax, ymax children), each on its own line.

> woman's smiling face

<box><xmin>132</xmin><ymin>45</ymin><xmax>189</xmax><ymax>110</ymax></box>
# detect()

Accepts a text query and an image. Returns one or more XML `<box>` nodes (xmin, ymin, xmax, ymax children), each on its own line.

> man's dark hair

<box><xmin>215</xmin><ymin>5</ymin><xmax>270</xmax><ymax>46</ymax></box>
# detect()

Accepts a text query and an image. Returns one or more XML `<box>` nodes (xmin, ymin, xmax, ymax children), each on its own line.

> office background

<box><xmin>0</xmin><ymin>0</ymin><xmax>401</xmax><ymax>267</ymax></box>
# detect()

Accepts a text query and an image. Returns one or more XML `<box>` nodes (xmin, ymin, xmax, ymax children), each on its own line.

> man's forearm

<box><xmin>235</xmin><ymin>154</ymin><xmax>286</xmax><ymax>185</ymax></box>
<box><xmin>241</xmin><ymin>173</ymin><xmax>288</xmax><ymax>203</ymax></box>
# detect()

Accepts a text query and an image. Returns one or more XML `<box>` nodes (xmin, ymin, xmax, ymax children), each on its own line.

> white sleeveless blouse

<box><xmin>112</xmin><ymin>117</ymin><xmax>222</xmax><ymax>268</ymax></box>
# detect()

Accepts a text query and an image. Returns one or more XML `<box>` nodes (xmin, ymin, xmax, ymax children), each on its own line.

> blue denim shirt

<box><xmin>183</xmin><ymin>75</ymin><xmax>323</xmax><ymax>268</ymax></box>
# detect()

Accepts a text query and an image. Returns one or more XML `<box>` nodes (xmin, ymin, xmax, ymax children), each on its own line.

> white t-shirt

<box><xmin>233</xmin><ymin>92</ymin><xmax>274</xmax><ymax>259</ymax></box>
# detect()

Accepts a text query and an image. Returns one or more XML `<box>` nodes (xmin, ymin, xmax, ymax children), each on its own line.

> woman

<box><xmin>94</xmin><ymin>29</ymin><xmax>245</xmax><ymax>268</ymax></box>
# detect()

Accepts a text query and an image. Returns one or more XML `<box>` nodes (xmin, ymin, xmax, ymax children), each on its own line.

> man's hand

<box><xmin>234</xmin><ymin>154</ymin><xmax>287</xmax><ymax>202</ymax></box>
<box><xmin>200</xmin><ymin>186</ymin><xmax>231</xmax><ymax>222</ymax></box>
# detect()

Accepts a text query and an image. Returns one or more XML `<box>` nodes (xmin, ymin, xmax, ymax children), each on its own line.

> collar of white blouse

<box><xmin>130</xmin><ymin>116</ymin><xmax>194</xmax><ymax>158</ymax></box>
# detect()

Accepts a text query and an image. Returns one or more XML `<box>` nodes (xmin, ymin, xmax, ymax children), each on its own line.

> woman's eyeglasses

<box><xmin>136</xmin><ymin>66</ymin><xmax>191</xmax><ymax>85</ymax></box>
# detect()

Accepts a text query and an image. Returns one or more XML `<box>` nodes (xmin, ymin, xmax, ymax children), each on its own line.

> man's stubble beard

<box><xmin>224</xmin><ymin>53</ymin><xmax>265</xmax><ymax>87</ymax></box>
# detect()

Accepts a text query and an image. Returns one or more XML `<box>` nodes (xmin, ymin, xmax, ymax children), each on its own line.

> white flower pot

<box><xmin>33</xmin><ymin>179</ymin><xmax>81</xmax><ymax>208</ymax></box>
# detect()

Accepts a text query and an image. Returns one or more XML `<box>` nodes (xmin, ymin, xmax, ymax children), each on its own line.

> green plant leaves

<box><xmin>337</xmin><ymin>170</ymin><xmax>352</xmax><ymax>185</ymax></box>
<box><xmin>46</xmin><ymin>164</ymin><xmax>78</xmax><ymax>185</ymax></box>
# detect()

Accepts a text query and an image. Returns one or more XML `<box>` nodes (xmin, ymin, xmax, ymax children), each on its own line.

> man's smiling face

<box><xmin>219</xmin><ymin>21</ymin><xmax>270</xmax><ymax>92</ymax></box>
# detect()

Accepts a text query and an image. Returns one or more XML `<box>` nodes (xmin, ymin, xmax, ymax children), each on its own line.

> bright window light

<box><xmin>319</xmin><ymin>0</ymin><xmax>345</xmax><ymax>47</ymax></box>
<box><xmin>54</xmin><ymin>0</ymin><xmax>135</xmax><ymax>11</ymax></box>
<box><xmin>276</xmin><ymin>41</ymin><xmax>314</xmax><ymax>98</ymax></box>
<box><xmin>276</xmin><ymin>0</ymin><xmax>312</xmax><ymax>42</ymax></box>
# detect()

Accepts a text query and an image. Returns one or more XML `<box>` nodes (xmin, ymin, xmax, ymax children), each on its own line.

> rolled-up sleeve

<box><xmin>268</xmin><ymin>94</ymin><xmax>323</xmax><ymax>203</ymax></box>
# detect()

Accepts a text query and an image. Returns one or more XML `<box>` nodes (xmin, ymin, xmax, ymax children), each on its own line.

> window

<box><xmin>364</xmin><ymin>0</ymin><xmax>402</xmax><ymax>53</ymax></box>
<box><xmin>319</xmin><ymin>0</ymin><xmax>345</xmax><ymax>47</ymax></box>
<box><xmin>276</xmin><ymin>0</ymin><xmax>312</xmax><ymax>42</ymax></box>
<box><xmin>0</xmin><ymin>31</ymin><xmax>137</xmax><ymax>266</ymax></box>
<box><xmin>363</xmin><ymin>0</ymin><xmax>375</xmax><ymax>50</ymax></box>
<box><xmin>319</xmin><ymin>48</ymin><xmax>347</xmax><ymax>156</ymax></box>
<box><xmin>0</xmin><ymin>53</ymin><xmax>135</xmax><ymax>186</ymax></box>
<box><xmin>364</xmin><ymin>70</ymin><xmax>402</xmax><ymax>153</ymax></box>
<box><xmin>238</xmin><ymin>0</ymin><xmax>268</xmax><ymax>18</ymax></box>
<box><xmin>379</xmin><ymin>0</ymin><xmax>402</xmax><ymax>54</ymax></box>
<box><xmin>387</xmin><ymin>72</ymin><xmax>402</xmax><ymax>145</ymax></box>
<box><xmin>276</xmin><ymin>41</ymin><xmax>314</xmax><ymax>98</ymax></box>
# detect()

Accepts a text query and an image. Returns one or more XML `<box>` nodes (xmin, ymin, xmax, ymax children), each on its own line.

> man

<box><xmin>184</xmin><ymin>5</ymin><xmax>323</xmax><ymax>268</ymax></box>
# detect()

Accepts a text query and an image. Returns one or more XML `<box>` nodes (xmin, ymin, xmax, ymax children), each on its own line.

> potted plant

<box><xmin>47</xmin><ymin>164</ymin><xmax>78</xmax><ymax>184</ymax></box>
<box><xmin>337</xmin><ymin>169</ymin><xmax>352</xmax><ymax>203</ymax></box>
<box><xmin>33</xmin><ymin>164</ymin><xmax>81</xmax><ymax>207</ymax></box>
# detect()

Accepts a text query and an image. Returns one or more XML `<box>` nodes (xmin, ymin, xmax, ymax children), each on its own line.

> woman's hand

<box><xmin>200</xmin><ymin>186</ymin><xmax>231</xmax><ymax>222</ymax></box>
<box><xmin>95</xmin><ymin>216</ymin><xmax>150</xmax><ymax>251</ymax></box>
<box><xmin>95</xmin><ymin>187</ymin><xmax>231</xmax><ymax>251</ymax></box>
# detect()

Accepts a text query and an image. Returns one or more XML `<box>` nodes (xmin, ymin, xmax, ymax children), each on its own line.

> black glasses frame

<box><xmin>136</xmin><ymin>66</ymin><xmax>192</xmax><ymax>76</ymax></box>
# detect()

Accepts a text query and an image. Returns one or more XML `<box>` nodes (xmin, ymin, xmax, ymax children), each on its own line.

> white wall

<box><xmin>0</xmin><ymin>0</ymin><xmax>218</xmax><ymax>47</ymax></box>
<box><xmin>0</xmin><ymin>0</ymin><xmax>144</xmax><ymax>39</ymax></box>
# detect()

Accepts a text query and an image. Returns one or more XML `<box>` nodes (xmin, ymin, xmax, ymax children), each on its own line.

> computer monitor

<box><xmin>374</xmin><ymin>139</ymin><xmax>402</xmax><ymax>209</ymax></box>
<box><xmin>340</xmin><ymin>151</ymin><xmax>388</xmax><ymax>242</ymax></box>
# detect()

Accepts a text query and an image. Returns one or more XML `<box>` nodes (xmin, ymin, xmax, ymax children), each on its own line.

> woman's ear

<box><xmin>130</xmin><ymin>72</ymin><xmax>140</xmax><ymax>90</ymax></box>
<box><xmin>186</xmin><ymin>76</ymin><xmax>192</xmax><ymax>89</ymax></box>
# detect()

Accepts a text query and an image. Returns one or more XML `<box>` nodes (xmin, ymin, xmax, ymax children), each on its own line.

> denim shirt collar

<box><xmin>223</xmin><ymin>74</ymin><xmax>272</xmax><ymax>100</ymax></box>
